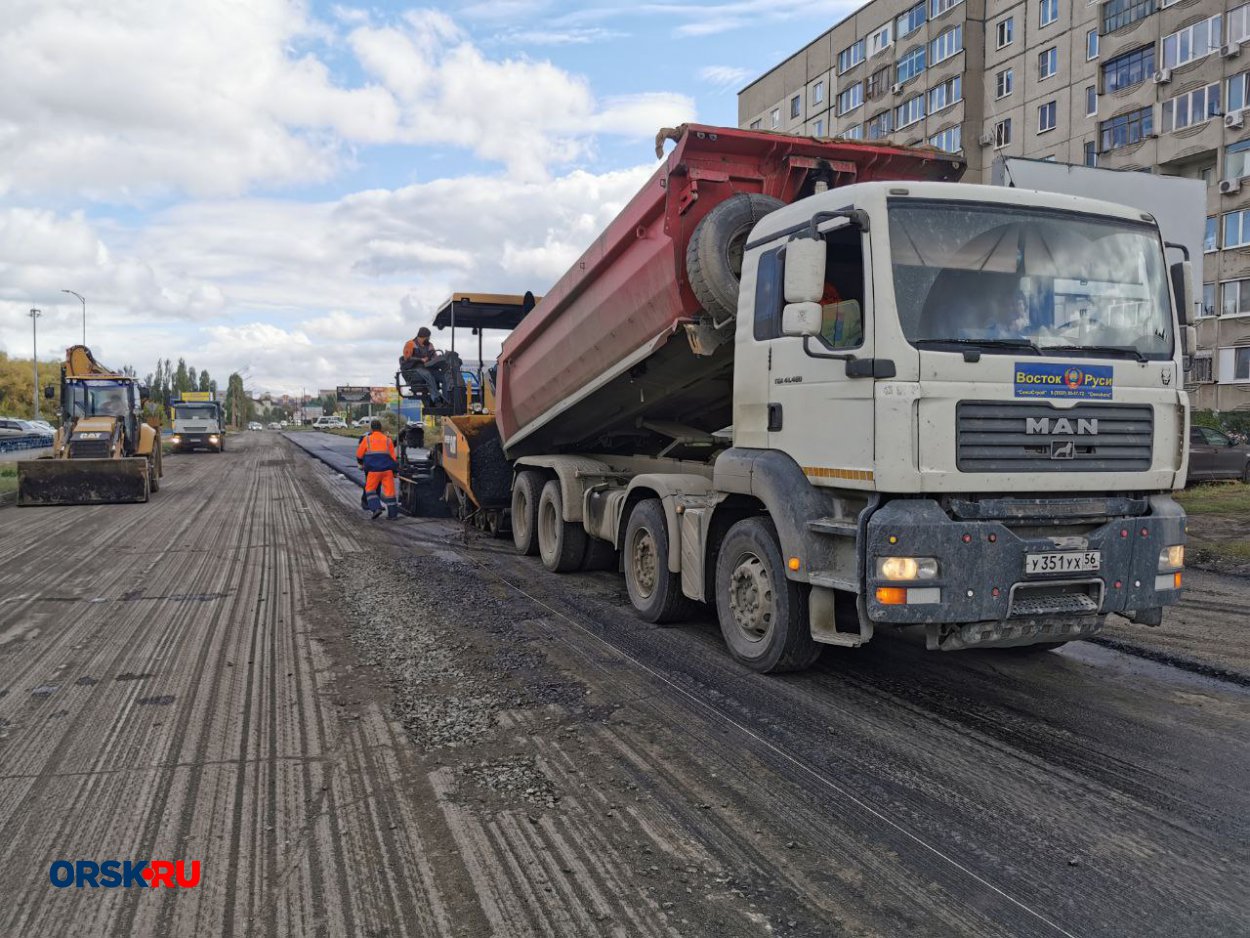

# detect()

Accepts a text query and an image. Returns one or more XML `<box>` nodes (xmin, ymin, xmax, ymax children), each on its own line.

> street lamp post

<box><xmin>29</xmin><ymin>308</ymin><xmax>42</xmax><ymax>419</ymax></box>
<box><xmin>61</xmin><ymin>290</ymin><xmax>85</xmax><ymax>345</ymax></box>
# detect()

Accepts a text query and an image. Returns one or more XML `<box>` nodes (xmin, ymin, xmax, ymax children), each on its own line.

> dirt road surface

<box><xmin>0</xmin><ymin>431</ymin><xmax>1246</xmax><ymax>937</ymax></box>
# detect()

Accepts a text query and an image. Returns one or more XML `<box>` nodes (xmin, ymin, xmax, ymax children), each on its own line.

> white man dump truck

<box><xmin>170</xmin><ymin>391</ymin><xmax>225</xmax><ymax>453</ymax></box>
<box><xmin>427</xmin><ymin>124</ymin><xmax>1193</xmax><ymax>673</ymax></box>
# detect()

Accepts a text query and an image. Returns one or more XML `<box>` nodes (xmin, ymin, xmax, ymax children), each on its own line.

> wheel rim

<box><xmin>630</xmin><ymin>527</ymin><xmax>658</xmax><ymax>599</ymax></box>
<box><xmin>539</xmin><ymin>495</ymin><xmax>558</xmax><ymax>555</ymax></box>
<box><xmin>727</xmin><ymin>551</ymin><xmax>775</xmax><ymax>645</ymax></box>
<box><xmin>515</xmin><ymin>490</ymin><xmax>530</xmax><ymax>539</ymax></box>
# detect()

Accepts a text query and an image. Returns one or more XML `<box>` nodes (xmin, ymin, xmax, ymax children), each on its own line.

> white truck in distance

<box><xmin>170</xmin><ymin>396</ymin><xmax>224</xmax><ymax>453</ymax></box>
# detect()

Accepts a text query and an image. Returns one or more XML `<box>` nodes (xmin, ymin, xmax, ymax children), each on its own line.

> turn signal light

<box><xmin>876</xmin><ymin>587</ymin><xmax>908</xmax><ymax>605</ymax></box>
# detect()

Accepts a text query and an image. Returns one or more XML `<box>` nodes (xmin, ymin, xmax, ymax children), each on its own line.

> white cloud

<box><xmin>697</xmin><ymin>65</ymin><xmax>754</xmax><ymax>89</ymax></box>
<box><xmin>0</xmin><ymin>164</ymin><xmax>654</xmax><ymax>393</ymax></box>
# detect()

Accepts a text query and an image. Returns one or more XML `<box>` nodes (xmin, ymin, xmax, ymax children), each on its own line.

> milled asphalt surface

<box><xmin>0</xmin><ymin>429</ymin><xmax>1246</xmax><ymax>937</ymax></box>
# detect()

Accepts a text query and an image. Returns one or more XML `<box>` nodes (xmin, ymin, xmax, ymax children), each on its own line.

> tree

<box><xmin>173</xmin><ymin>358</ymin><xmax>190</xmax><ymax>394</ymax></box>
<box><xmin>188</xmin><ymin>366</ymin><xmax>198</xmax><ymax>391</ymax></box>
<box><xmin>198</xmin><ymin>370</ymin><xmax>212</xmax><ymax>393</ymax></box>
<box><xmin>0</xmin><ymin>352</ymin><xmax>65</xmax><ymax>421</ymax></box>
<box><xmin>224</xmin><ymin>372</ymin><xmax>253</xmax><ymax>429</ymax></box>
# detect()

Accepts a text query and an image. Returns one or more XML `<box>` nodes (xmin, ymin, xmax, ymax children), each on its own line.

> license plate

<box><xmin>1025</xmin><ymin>551</ymin><xmax>1101</xmax><ymax>574</ymax></box>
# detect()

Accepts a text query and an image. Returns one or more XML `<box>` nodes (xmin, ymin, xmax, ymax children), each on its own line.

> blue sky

<box><xmin>0</xmin><ymin>0</ymin><xmax>856</xmax><ymax>393</ymax></box>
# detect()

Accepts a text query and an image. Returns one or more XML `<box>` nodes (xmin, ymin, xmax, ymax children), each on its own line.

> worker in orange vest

<box><xmin>355</xmin><ymin>419</ymin><xmax>399</xmax><ymax>520</ymax></box>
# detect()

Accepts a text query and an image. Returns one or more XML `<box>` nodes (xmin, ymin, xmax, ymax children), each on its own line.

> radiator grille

<box><xmin>68</xmin><ymin>437</ymin><xmax>112</xmax><ymax>459</ymax></box>
<box><xmin>957</xmin><ymin>401</ymin><xmax>1153</xmax><ymax>473</ymax></box>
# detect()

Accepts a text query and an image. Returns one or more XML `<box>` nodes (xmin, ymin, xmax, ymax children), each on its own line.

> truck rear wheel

<box><xmin>714</xmin><ymin>517</ymin><xmax>820</xmax><ymax>673</ymax></box>
<box><xmin>537</xmin><ymin>480</ymin><xmax>586</xmax><ymax>572</ymax></box>
<box><xmin>149</xmin><ymin>451</ymin><xmax>160</xmax><ymax>493</ymax></box>
<box><xmin>624</xmin><ymin>499</ymin><xmax>696</xmax><ymax>623</ymax></box>
<box><xmin>511</xmin><ymin>470</ymin><xmax>544</xmax><ymax>555</ymax></box>
<box><xmin>686</xmin><ymin>193</ymin><xmax>785</xmax><ymax>321</ymax></box>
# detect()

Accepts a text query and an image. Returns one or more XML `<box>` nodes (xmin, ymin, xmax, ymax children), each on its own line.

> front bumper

<box><xmin>864</xmin><ymin>495</ymin><xmax>1186</xmax><ymax>627</ymax></box>
<box><xmin>172</xmin><ymin>434</ymin><xmax>220</xmax><ymax>449</ymax></box>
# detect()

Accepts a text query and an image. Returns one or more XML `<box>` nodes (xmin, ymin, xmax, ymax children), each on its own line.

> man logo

<box><xmin>1025</xmin><ymin>417</ymin><xmax>1098</xmax><ymax>436</ymax></box>
<box><xmin>1051</xmin><ymin>440</ymin><xmax>1076</xmax><ymax>460</ymax></box>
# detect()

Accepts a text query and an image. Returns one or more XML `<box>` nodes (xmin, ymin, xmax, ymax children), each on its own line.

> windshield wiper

<box><xmin>1042</xmin><ymin>344</ymin><xmax>1149</xmax><ymax>363</ymax></box>
<box><xmin>915</xmin><ymin>337</ymin><xmax>1044</xmax><ymax>356</ymax></box>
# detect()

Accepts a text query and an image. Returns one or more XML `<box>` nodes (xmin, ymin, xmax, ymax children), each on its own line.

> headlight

<box><xmin>1158</xmin><ymin>545</ymin><xmax>1184</xmax><ymax>570</ymax></box>
<box><xmin>209</xmin><ymin>435</ymin><xmax>219</xmax><ymax>442</ymax></box>
<box><xmin>876</xmin><ymin>556</ymin><xmax>939</xmax><ymax>581</ymax></box>
<box><xmin>171</xmin><ymin>435</ymin><xmax>181</xmax><ymax>442</ymax></box>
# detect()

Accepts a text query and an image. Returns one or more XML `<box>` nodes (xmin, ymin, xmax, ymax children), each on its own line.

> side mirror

<box><xmin>784</xmin><ymin>236</ymin><xmax>826</xmax><ymax>303</ymax></box>
<box><xmin>781</xmin><ymin>302</ymin><xmax>822</xmax><ymax>337</ymax></box>
<box><xmin>44</xmin><ymin>385</ymin><xmax>56</xmax><ymax>400</ymax></box>
<box><xmin>1170</xmin><ymin>260</ymin><xmax>1194</xmax><ymax>326</ymax></box>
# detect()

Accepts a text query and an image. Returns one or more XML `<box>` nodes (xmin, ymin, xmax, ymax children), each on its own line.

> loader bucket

<box><xmin>16</xmin><ymin>456</ymin><xmax>151</xmax><ymax>506</ymax></box>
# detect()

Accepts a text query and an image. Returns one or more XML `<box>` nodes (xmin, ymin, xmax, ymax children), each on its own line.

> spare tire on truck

<box><xmin>685</xmin><ymin>193</ymin><xmax>786</xmax><ymax>321</ymax></box>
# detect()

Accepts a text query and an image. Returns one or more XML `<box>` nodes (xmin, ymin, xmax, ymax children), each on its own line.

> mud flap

<box><xmin>17</xmin><ymin>457</ymin><xmax>151</xmax><ymax>506</ymax></box>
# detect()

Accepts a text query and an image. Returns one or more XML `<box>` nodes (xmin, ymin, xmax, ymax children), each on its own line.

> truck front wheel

<box><xmin>714</xmin><ymin>517</ymin><xmax>820</xmax><ymax>673</ymax></box>
<box><xmin>623</xmin><ymin>499</ymin><xmax>695</xmax><ymax>623</ymax></box>
<box><xmin>537</xmin><ymin>480</ymin><xmax>586</xmax><ymax>572</ymax></box>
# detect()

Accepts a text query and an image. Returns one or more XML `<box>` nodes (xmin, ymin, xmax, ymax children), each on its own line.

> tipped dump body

<box><xmin>494</xmin><ymin>124</ymin><xmax>963</xmax><ymax>458</ymax></box>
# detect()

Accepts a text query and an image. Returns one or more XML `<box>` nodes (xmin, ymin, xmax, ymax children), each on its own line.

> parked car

<box><xmin>1188</xmin><ymin>425</ymin><xmax>1250</xmax><ymax>483</ymax></box>
<box><xmin>0</xmin><ymin>418</ymin><xmax>30</xmax><ymax>439</ymax></box>
<box><xmin>26</xmin><ymin>419</ymin><xmax>55</xmax><ymax>435</ymax></box>
<box><xmin>352</xmin><ymin>416</ymin><xmax>373</xmax><ymax>428</ymax></box>
<box><xmin>279</xmin><ymin>420</ymin><xmax>288</xmax><ymax>428</ymax></box>
<box><xmin>16</xmin><ymin>420</ymin><xmax>54</xmax><ymax>440</ymax></box>
<box><xmin>267</xmin><ymin>422</ymin><xmax>282</xmax><ymax>431</ymax></box>
<box><xmin>248</xmin><ymin>421</ymin><xmax>263</xmax><ymax>431</ymax></box>
<box><xmin>312</xmin><ymin>415</ymin><xmax>346</xmax><ymax>429</ymax></box>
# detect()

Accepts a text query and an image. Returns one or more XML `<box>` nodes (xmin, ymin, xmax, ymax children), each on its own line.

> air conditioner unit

<box><xmin>1220</xmin><ymin>177</ymin><xmax>1242</xmax><ymax>194</ymax></box>
<box><xmin>1223</xmin><ymin>41</ymin><xmax>1242</xmax><ymax>58</ymax></box>
<box><xmin>1226</xmin><ymin>110</ymin><xmax>1245</xmax><ymax>128</ymax></box>
<box><xmin>891</xmin><ymin>82</ymin><xmax>904</xmax><ymax>95</ymax></box>
<box><xmin>978</xmin><ymin>132</ymin><xmax>994</xmax><ymax>146</ymax></box>
<box><xmin>1152</xmin><ymin>68</ymin><xmax>1172</xmax><ymax>84</ymax></box>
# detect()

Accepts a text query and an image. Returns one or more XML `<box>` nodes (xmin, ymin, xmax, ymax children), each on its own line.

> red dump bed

<box><xmin>495</xmin><ymin>124</ymin><xmax>963</xmax><ymax>457</ymax></box>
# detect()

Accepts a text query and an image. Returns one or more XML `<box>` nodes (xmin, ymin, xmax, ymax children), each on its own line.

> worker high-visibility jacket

<box><xmin>356</xmin><ymin>431</ymin><xmax>398</xmax><ymax>472</ymax></box>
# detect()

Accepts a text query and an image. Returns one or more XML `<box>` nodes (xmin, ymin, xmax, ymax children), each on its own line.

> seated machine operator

<box><xmin>400</xmin><ymin>327</ymin><xmax>450</xmax><ymax>405</ymax></box>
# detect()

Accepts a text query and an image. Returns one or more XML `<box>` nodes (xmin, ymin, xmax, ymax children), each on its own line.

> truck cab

<box><xmin>170</xmin><ymin>398</ymin><xmax>224</xmax><ymax>452</ymax></box>
<box><xmin>726</xmin><ymin>181</ymin><xmax>1188</xmax><ymax>652</ymax></box>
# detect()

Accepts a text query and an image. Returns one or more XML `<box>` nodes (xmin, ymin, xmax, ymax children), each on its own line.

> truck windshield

<box><xmin>888</xmin><ymin>200</ymin><xmax>1174</xmax><ymax>360</ymax></box>
<box><xmin>174</xmin><ymin>405</ymin><xmax>218</xmax><ymax>420</ymax></box>
<box><xmin>68</xmin><ymin>379</ymin><xmax>131</xmax><ymax>417</ymax></box>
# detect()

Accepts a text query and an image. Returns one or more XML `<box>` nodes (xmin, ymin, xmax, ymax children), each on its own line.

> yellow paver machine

<box><xmin>394</xmin><ymin>292</ymin><xmax>537</xmax><ymax>531</ymax></box>
<box><xmin>17</xmin><ymin>345</ymin><xmax>163</xmax><ymax>506</ymax></box>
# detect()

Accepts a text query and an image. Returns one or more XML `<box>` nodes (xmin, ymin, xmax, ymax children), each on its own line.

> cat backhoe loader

<box><xmin>17</xmin><ymin>345</ymin><xmax>163</xmax><ymax>506</ymax></box>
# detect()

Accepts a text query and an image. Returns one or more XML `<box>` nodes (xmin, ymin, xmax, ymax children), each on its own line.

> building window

<box><xmin>1087</xmin><ymin>29</ymin><xmax>1099</xmax><ymax>60</ymax></box>
<box><xmin>791</xmin><ymin>95</ymin><xmax>802</xmax><ymax>119</ymax></box>
<box><xmin>1163</xmin><ymin>15</ymin><xmax>1222</xmax><ymax>69</ymax></box>
<box><xmin>866</xmin><ymin>66</ymin><xmax>891</xmax><ymax>100</ymax></box>
<box><xmin>1223</xmin><ymin>208</ymin><xmax>1250</xmax><ymax>248</ymax></box>
<box><xmin>867</xmin><ymin>109</ymin><xmax>895</xmax><ymax>140</ymax></box>
<box><xmin>995</xmin><ymin>118</ymin><xmax>1012</xmax><ymax>147</ymax></box>
<box><xmin>814</xmin><ymin>118</ymin><xmax>825</xmax><ymax>136</ymax></box>
<box><xmin>1229</xmin><ymin>71</ymin><xmax>1250</xmax><ymax>112</ymax></box>
<box><xmin>1102</xmin><ymin>46</ymin><xmax>1155</xmax><ymax>92</ymax></box>
<box><xmin>995</xmin><ymin>68</ymin><xmax>1014</xmax><ymax>99</ymax></box>
<box><xmin>838</xmin><ymin>83</ymin><xmax>864</xmax><ymax>115</ymax></box>
<box><xmin>1038</xmin><ymin>47</ymin><xmax>1058</xmax><ymax>80</ymax></box>
<box><xmin>1192</xmin><ymin>355</ymin><xmax>1213</xmax><ymax>382</ymax></box>
<box><xmin>1222</xmin><ymin>278</ymin><xmax>1250</xmax><ymax>314</ymax></box>
<box><xmin>1086</xmin><ymin>85</ymin><xmax>1098</xmax><ymax>116</ymax></box>
<box><xmin>1232</xmin><ymin>347</ymin><xmax>1250</xmax><ymax>379</ymax></box>
<box><xmin>869</xmin><ymin>24</ymin><xmax>893</xmax><ymax>57</ymax></box>
<box><xmin>896</xmin><ymin>95</ymin><xmax>926</xmax><ymax>129</ymax></box>
<box><xmin>1084</xmin><ymin>141</ymin><xmax>1098</xmax><ymax>166</ymax></box>
<box><xmin>930</xmin><ymin>25</ymin><xmax>963</xmax><ymax>65</ymax></box>
<box><xmin>1231</xmin><ymin>3</ymin><xmax>1250</xmax><ymax>44</ymax></box>
<box><xmin>930</xmin><ymin>0</ymin><xmax>963</xmax><ymax>17</ymax></box>
<box><xmin>897</xmin><ymin>45</ymin><xmax>927</xmax><ymax>84</ymax></box>
<box><xmin>771</xmin><ymin>108</ymin><xmax>780</xmax><ymax>128</ymax></box>
<box><xmin>930</xmin><ymin>126</ymin><xmax>962</xmax><ymax>152</ymax></box>
<box><xmin>839</xmin><ymin>39</ymin><xmax>866</xmax><ymax>73</ymax></box>
<box><xmin>928</xmin><ymin>75</ymin><xmax>962</xmax><ymax>113</ymax></box>
<box><xmin>996</xmin><ymin>17</ymin><xmax>1014</xmax><ymax>48</ymax></box>
<box><xmin>1040</xmin><ymin>0</ymin><xmax>1058</xmax><ymax>27</ymax></box>
<box><xmin>813</xmin><ymin>80</ymin><xmax>825</xmax><ymax>104</ymax></box>
<box><xmin>1162</xmin><ymin>83</ymin><xmax>1221</xmax><ymax>132</ymax></box>
<box><xmin>897</xmin><ymin>1</ymin><xmax>927</xmax><ymax>38</ymax></box>
<box><xmin>1099</xmin><ymin>106</ymin><xmax>1152</xmax><ymax>151</ymax></box>
<box><xmin>1226</xmin><ymin>139</ymin><xmax>1250</xmax><ymax>178</ymax></box>
<box><xmin>1102</xmin><ymin>0</ymin><xmax>1156</xmax><ymax>34</ymax></box>
<box><xmin>1201</xmin><ymin>282</ymin><xmax>1217</xmax><ymax>317</ymax></box>
<box><xmin>1038</xmin><ymin>100</ymin><xmax>1058</xmax><ymax>132</ymax></box>
<box><xmin>843</xmin><ymin>123</ymin><xmax>864</xmax><ymax>140</ymax></box>
<box><xmin>1206</xmin><ymin>216</ymin><xmax>1218</xmax><ymax>252</ymax></box>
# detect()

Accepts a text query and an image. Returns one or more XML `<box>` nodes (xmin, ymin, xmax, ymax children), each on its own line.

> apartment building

<box><xmin>739</xmin><ymin>0</ymin><xmax>1250</xmax><ymax>411</ymax></box>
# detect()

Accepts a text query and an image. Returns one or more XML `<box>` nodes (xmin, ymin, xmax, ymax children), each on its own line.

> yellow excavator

<box><xmin>17</xmin><ymin>345</ymin><xmax>164</xmax><ymax>506</ymax></box>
